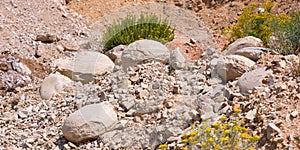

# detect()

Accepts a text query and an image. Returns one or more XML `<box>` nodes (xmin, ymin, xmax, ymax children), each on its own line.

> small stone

<box><xmin>278</xmin><ymin>61</ymin><xmax>286</xmax><ymax>68</ymax></box>
<box><xmin>17</xmin><ymin>108</ymin><xmax>28</xmax><ymax>119</ymax></box>
<box><xmin>68</xmin><ymin>142</ymin><xmax>77</xmax><ymax>148</ymax></box>
<box><xmin>56</xmin><ymin>45</ymin><xmax>65</xmax><ymax>52</ymax></box>
<box><xmin>138</xmin><ymin>89</ymin><xmax>149</xmax><ymax>99</ymax></box>
<box><xmin>130</xmin><ymin>75</ymin><xmax>139</xmax><ymax>82</ymax></box>
<box><xmin>245</xmin><ymin>109</ymin><xmax>256</xmax><ymax>121</ymax></box>
<box><xmin>105</xmin><ymin>45</ymin><xmax>125</xmax><ymax>64</ymax></box>
<box><xmin>120</xmin><ymin>100</ymin><xmax>135</xmax><ymax>111</ymax></box>
<box><xmin>141</xmin><ymin>83</ymin><xmax>148</xmax><ymax>89</ymax></box>
<box><xmin>36</xmin><ymin>34</ymin><xmax>58</xmax><ymax>43</ymax></box>
<box><xmin>272</xmin><ymin>137</ymin><xmax>284</xmax><ymax>143</ymax></box>
<box><xmin>169</xmin><ymin>47</ymin><xmax>187</xmax><ymax>70</ymax></box>
<box><xmin>190</xmin><ymin>38</ymin><xmax>196</xmax><ymax>44</ymax></box>
<box><xmin>63</xmin><ymin>144</ymin><xmax>71</xmax><ymax>150</ymax></box>
<box><xmin>291</xmin><ymin>111</ymin><xmax>298</xmax><ymax>118</ymax></box>
<box><xmin>26</xmin><ymin>138</ymin><xmax>35</xmax><ymax>144</ymax></box>
<box><xmin>62</xmin><ymin>41</ymin><xmax>79</xmax><ymax>51</ymax></box>
<box><xmin>214</xmin><ymin>55</ymin><xmax>255</xmax><ymax>82</ymax></box>
<box><xmin>173</xmin><ymin>85</ymin><xmax>180</xmax><ymax>94</ymax></box>
<box><xmin>120</xmin><ymin>120</ymin><xmax>128</xmax><ymax>126</ymax></box>
<box><xmin>268</xmin><ymin>123</ymin><xmax>281</xmax><ymax>133</ymax></box>
<box><xmin>11</xmin><ymin>61</ymin><xmax>32</xmax><ymax>75</ymax></box>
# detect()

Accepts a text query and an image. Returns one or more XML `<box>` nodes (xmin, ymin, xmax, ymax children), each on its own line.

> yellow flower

<box><xmin>201</xmin><ymin>142</ymin><xmax>207</xmax><ymax>147</ymax></box>
<box><xmin>190</xmin><ymin>131</ymin><xmax>198</xmax><ymax>137</ymax></box>
<box><xmin>220</xmin><ymin>137</ymin><xmax>229</xmax><ymax>142</ymax></box>
<box><xmin>208</xmin><ymin>137</ymin><xmax>214</xmax><ymax>143</ymax></box>
<box><xmin>248</xmin><ymin>148</ymin><xmax>255</xmax><ymax>150</ymax></box>
<box><xmin>226</xmin><ymin>144</ymin><xmax>232</xmax><ymax>149</ymax></box>
<box><xmin>182</xmin><ymin>139</ymin><xmax>188</xmax><ymax>143</ymax></box>
<box><xmin>190</xmin><ymin>124</ymin><xmax>195</xmax><ymax>128</ymax></box>
<box><xmin>180</xmin><ymin>147</ymin><xmax>189</xmax><ymax>150</ymax></box>
<box><xmin>241</xmin><ymin>127</ymin><xmax>248</xmax><ymax>133</ymax></box>
<box><xmin>233</xmin><ymin>108</ymin><xmax>241</xmax><ymax>113</ymax></box>
<box><xmin>250</xmin><ymin>135</ymin><xmax>261</xmax><ymax>141</ymax></box>
<box><xmin>241</xmin><ymin>133</ymin><xmax>250</xmax><ymax>139</ymax></box>
<box><xmin>253</xmin><ymin>135</ymin><xmax>260</xmax><ymax>140</ymax></box>
<box><xmin>223</xmin><ymin>123</ymin><xmax>229</xmax><ymax>128</ymax></box>
<box><xmin>220</xmin><ymin>125</ymin><xmax>226</xmax><ymax>129</ymax></box>
<box><xmin>191</xmin><ymin>140</ymin><xmax>198</xmax><ymax>145</ymax></box>
<box><xmin>214</xmin><ymin>144</ymin><xmax>221</xmax><ymax>150</ymax></box>
<box><xmin>220</xmin><ymin>115</ymin><xmax>227</xmax><ymax>121</ymax></box>
<box><xmin>222</xmin><ymin>130</ymin><xmax>230</xmax><ymax>135</ymax></box>
<box><xmin>205</xmin><ymin>128</ymin><xmax>212</xmax><ymax>133</ymax></box>
<box><xmin>234</xmin><ymin>145</ymin><xmax>239</xmax><ymax>149</ymax></box>
<box><xmin>158</xmin><ymin>144</ymin><xmax>168</xmax><ymax>149</ymax></box>
<box><xmin>215</xmin><ymin>129</ymin><xmax>220</xmax><ymax>134</ymax></box>
<box><xmin>212</xmin><ymin>122</ymin><xmax>220</xmax><ymax>128</ymax></box>
<box><xmin>233</xmin><ymin>125</ymin><xmax>241</xmax><ymax>131</ymax></box>
<box><xmin>182</xmin><ymin>133</ymin><xmax>187</xmax><ymax>139</ymax></box>
<box><xmin>188</xmin><ymin>136</ymin><xmax>193</xmax><ymax>141</ymax></box>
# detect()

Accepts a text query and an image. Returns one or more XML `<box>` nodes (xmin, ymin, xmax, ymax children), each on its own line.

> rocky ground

<box><xmin>0</xmin><ymin>0</ymin><xmax>300</xmax><ymax>150</ymax></box>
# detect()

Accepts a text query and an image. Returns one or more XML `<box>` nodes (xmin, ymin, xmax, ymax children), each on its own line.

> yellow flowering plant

<box><xmin>224</xmin><ymin>1</ymin><xmax>299</xmax><ymax>55</ymax></box>
<box><xmin>158</xmin><ymin>108</ymin><xmax>260</xmax><ymax>150</ymax></box>
<box><xmin>102</xmin><ymin>13</ymin><xmax>175</xmax><ymax>51</ymax></box>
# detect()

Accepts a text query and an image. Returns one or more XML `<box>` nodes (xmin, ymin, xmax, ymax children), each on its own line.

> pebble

<box><xmin>290</xmin><ymin>111</ymin><xmax>298</xmax><ymax>118</ymax></box>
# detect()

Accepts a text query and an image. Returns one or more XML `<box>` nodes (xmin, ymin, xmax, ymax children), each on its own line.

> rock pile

<box><xmin>39</xmin><ymin>36</ymin><xmax>298</xmax><ymax>149</ymax></box>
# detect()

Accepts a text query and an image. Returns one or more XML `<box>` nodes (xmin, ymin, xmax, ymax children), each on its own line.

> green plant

<box><xmin>224</xmin><ymin>2</ymin><xmax>285</xmax><ymax>45</ymax></box>
<box><xmin>224</xmin><ymin>1</ymin><xmax>300</xmax><ymax>55</ymax></box>
<box><xmin>102</xmin><ymin>13</ymin><xmax>175</xmax><ymax>51</ymax></box>
<box><xmin>158</xmin><ymin>108</ymin><xmax>260</xmax><ymax>150</ymax></box>
<box><xmin>271</xmin><ymin>11</ymin><xmax>300</xmax><ymax>55</ymax></box>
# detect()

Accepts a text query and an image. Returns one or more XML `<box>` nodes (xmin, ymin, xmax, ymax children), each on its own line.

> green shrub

<box><xmin>224</xmin><ymin>1</ymin><xmax>299</xmax><ymax>55</ymax></box>
<box><xmin>271</xmin><ymin>11</ymin><xmax>300</xmax><ymax>55</ymax></box>
<box><xmin>158</xmin><ymin>109</ymin><xmax>260</xmax><ymax>150</ymax></box>
<box><xmin>102</xmin><ymin>13</ymin><xmax>175</xmax><ymax>51</ymax></box>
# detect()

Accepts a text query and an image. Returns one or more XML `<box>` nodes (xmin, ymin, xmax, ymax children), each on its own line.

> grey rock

<box><xmin>54</xmin><ymin>51</ymin><xmax>115</xmax><ymax>83</ymax></box>
<box><xmin>233</xmin><ymin>47</ymin><xmax>271</xmax><ymax>61</ymax></box>
<box><xmin>237</xmin><ymin>68</ymin><xmax>272</xmax><ymax>95</ymax></box>
<box><xmin>223</xmin><ymin>36</ymin><xmax>263</xmax><ymax>55</ymax></box>
<box><xmin>62</xmin><ymin>102</ymin><xmax>119</xmax><ymax>143</ymax></box>
<box><xmin>214</xmin><ymin>55</ymin><xmax>255</xmax><ymax>82</ymax></box>
<box><xmin>40</xmin><ymin>73</ymin><xmax>72</xmax><ymax>99</ymax></box>
<box><xmin>121</xmin><ymin>40</ymin><xmax>170</xmax><ymax>70</ymax></box>
<box><xmin>169</xmin><ymin>48</ymin><xmax>187</xmax><ymax>70</ymax></box>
